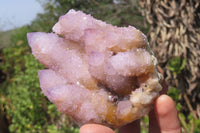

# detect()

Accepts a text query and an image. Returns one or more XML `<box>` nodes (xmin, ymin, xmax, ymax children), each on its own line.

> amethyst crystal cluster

<box><xmin>27</xmin><ymin>9</ymin><xmax>162</xmax><ymax>128</ymax></box>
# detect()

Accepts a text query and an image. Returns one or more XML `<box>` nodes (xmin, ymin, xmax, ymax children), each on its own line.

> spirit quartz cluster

<box><xmin>27</xmin><ymin>9</ymin><xmax>163</xmax><ymax>128</ymax></box>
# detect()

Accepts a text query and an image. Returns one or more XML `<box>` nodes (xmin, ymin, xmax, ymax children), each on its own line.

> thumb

<box><xmin>79</xmin><ymin>124</ymin><xmax>115</xmax><ymax>133</ymax></box>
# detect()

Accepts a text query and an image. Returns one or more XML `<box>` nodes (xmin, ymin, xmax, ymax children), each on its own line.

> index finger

<box><xmin>154</xmin><ymin>95</ymin><xmax>181</xmax><ymax>133</ymax></box>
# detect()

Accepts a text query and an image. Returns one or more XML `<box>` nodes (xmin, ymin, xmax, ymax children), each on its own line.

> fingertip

<box><xmin>79</xmin><ymin>124</ymin><xmax>115</xmax><ymax>133</ymax></box>
<box><xmin>155</xmin><ymin>94</ymin><xmax>176</xmax><ymax>116</ymax></box>
<box><xmin>155</xmin><ymin>94</ymin><xmax>181</xmax><ymax>132</ymax></box>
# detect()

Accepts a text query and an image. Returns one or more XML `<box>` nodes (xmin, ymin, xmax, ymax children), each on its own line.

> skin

<box><xmin>79</xmin><ymin>94</ymin><xmax>181</xmax><ymax>133</ymax></box>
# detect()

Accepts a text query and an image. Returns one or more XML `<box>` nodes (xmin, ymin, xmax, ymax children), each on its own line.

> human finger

<box><xmin>149</xmin><ymin>81</ymin><xmax>167</xmax><ymax>133</ymax></box>
<box><xmin>79</xmin><ymin>124</ymin><xmax>115</xmax><ymax>133</ymax></box>
<box><xmin>154</xmin><ymin>94</ymin><xmax>181</xmax><ymax>133</ymax></box>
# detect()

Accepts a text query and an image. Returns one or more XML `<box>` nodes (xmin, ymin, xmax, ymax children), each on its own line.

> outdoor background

<box><xmin>0</xmin><ymin>0</ymin><xmax>199</xmax><ymax>133</ymax></box>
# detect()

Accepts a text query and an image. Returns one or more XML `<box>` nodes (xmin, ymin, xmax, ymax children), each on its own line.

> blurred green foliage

<box><xmin>168</xmin><ymin>57</ymin><xmax>187</xmax><ymax>75</ymax></box>
<box><xmin>0</xmin><ymin>26</ymin><xmax>79</xmax><ymax>132</ymax></box>
<box><xmin>167</xmin><ymin>87</ymin><xmax>200</xmax><ymax>133</ymax></box>
<box><xmin>167</xmin><ymin>60</ymin><xmax>200</xmax><ymax>133</ymax></box>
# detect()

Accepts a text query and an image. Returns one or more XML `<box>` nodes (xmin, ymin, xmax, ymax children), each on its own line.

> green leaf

<box><xmin>168</xmin><ymin>57</ymin><xmax>187</xmax><ymax>74</ymax></box>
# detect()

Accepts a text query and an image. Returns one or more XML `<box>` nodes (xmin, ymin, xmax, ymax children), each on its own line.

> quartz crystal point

<box><xmin>27</xmin><ymin>9</ymin><xmax>163</xmax><ymax>128</ymax></box>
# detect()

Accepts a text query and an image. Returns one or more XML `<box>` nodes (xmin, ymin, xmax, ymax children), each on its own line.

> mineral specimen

<box><xmin>27</xmin><ymin>9</ymin><xmax>163</xmax><ymax>128</ymax></box>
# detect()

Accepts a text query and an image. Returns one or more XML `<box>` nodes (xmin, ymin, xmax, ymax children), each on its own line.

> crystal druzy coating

<box><xmin>27</xmin><ymin>9</ymin><xmax>163</xmax><ymax>128</ymax></box>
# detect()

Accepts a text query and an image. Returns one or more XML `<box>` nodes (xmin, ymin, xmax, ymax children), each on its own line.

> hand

<box><xmin>79</xmin><ymin>94</ymin><xmax>181</xmax><ymax>133</ymax></box>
